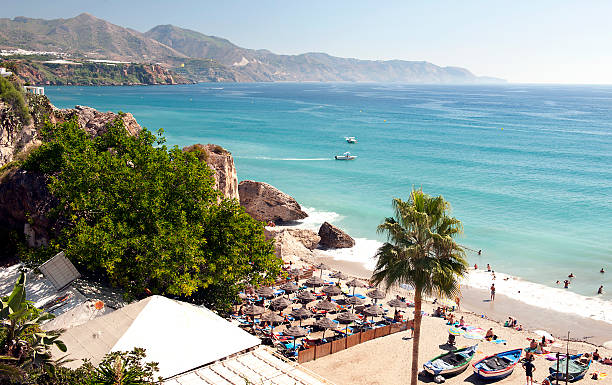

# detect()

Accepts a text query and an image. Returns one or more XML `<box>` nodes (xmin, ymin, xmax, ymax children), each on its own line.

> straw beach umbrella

<box><xmin>290</xmin><ymin>306</ymin><xmax>312</xmax><ymax>326</ymax></box>
<box><xmin>256</xmin><ymin>286</ymin><xmax>275</xmax><ymax>299</ymax></box>
<box><xmin>283</xmin><ymin>325</ymin><xmax>309</xmax><ymax>352</ymax></box>
<box><xmin>270</xmin><ymin>297</ymin><xmax>291</xmax><ymax>312</ymax></box>
<box><xmin>242</xmin><ymin>304</ymin><xmax>265</xmax><ymax>328</ymax></box>
<box><xmin>322</xmin><ymin>285</ymin><xmax>342</xmax><ymax>297</ymax></box>
<box><xmin>345</xmin><ymin>296</ymin><xmax>365</xmax><ymax>312</ymax></box>
<box><xmin>361</xmin><ymin>304</ymin><xmax>385</xmax><ymax>322</ymax></box>
<box><xmin>279</xmin><ymin>282</ymin><xmax>299</xmax><ymax>296</ymax></box>
<box><xmin>261</xmin><ymin>311</ymin><xmax>284</xmax><ymax>324</ymax></box>
<box><xmin>367</xmin><ymin>288</ymin><xmax>386</xmax><ymax>304</ymax></box>
<box><xmin>314</xmin><ymin>316</ymin><xmax>337</xmax><ymax>340</ymax></box>
<box><xmin>347</xmin><ymin>278</ymin><xmax>366</xmax><ymax>296</ymax></box>
<box><xmin>316</xmin><ymin>263</ymin><xmax>329</xmax><ymax>278</ymax></box>
<box><xmin>336</xmin><ymin>311</ymin><xmax>358</xmax><ymax>336</ymax></box>
<box><xmin>297</xmin><ymin>290</ymin><xmax>316</xmax><ymax>303</ymax></box>
<box><xmin>330</xmin><ymin>271</ymin><xmax>347</xmax><ymax>284</ymax></box>
<box><xmin>387</xmin><ymin>298</ymin><xmax>408</xmax><ymax>309</ymax></box>
<box><xmin>305</xmin><ymin>276</ymin><xmax>326</xmax><ymax>292</ymax></box>
<box><xmin>314</xmin><ymin>299</ymin><xmax>337</xmax><ymax>312</ymax></box>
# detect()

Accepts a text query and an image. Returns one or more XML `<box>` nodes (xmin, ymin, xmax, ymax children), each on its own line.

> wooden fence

<box><xmin>297</xmin><ymin>320</ymin><xmax>410</xmax><ymax>364</ymax></box>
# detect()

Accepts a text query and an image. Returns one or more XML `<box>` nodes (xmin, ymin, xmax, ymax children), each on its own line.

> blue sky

<box><xmin>3</xmin><ymin>0</ymin><xmax>612</xmax><ymax>83</ymax></box>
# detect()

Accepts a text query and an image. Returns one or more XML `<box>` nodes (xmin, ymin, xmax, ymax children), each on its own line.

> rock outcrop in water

<box><xmin>318</xmin><ymin>221</ymin><xmax>355</xmax><ymax>249</ymax></box>
<box><xmin>238</xmin><ymin>180</ymin><xmax>307</xmax><ymax>223</ymax></box>
<box><xmin>183</xmin><ymin>144</ymin><xmax>238</xmax><ymax>200</ymax></box>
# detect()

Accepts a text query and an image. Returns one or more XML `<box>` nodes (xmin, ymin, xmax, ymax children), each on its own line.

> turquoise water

<box><xmin>45</xmin><ymin>83</ymin><xmax>611</xmax><ymax>301</ymax></box>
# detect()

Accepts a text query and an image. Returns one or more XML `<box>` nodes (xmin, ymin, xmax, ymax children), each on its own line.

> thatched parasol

<box><xmin>314</xmin><ymin>299</ymin><xmax>337</xmax><ymax>311</ymax></box>
<box><xmin>336</xmin><ymin>311</ymin><xmax>359</xmax><ymax>335</ymax></box>
<box><xmin>242</xmin><ymin>304</ymin><xmax>265</xmax><ymax>316</ymax></box>
<box><xmin>261</xmin><ymin>312</ymin><xmax>284</xmax><ymax>324</ymax></box>
<box><xmin>322</xmin><ymin>285</ymin><xmax>342</xmax><ymax>296</ymax></box>
<box><xmin>315</xmin><ymin>263</ymin><xmax>329</xmax><ymax>278</ymax></box>
<box><xmin>387</xmin><ymin>298</ymin><xmax>408</xmax><ymax>308</ymax></box>
<box><xmin>361</xmin><ymin>304</ymin><xmax>385</xmax><ymax>321</ymax></box>
<box><xmin>314</xmin><ymin>316</ymin><xmax>337</xmax><ymax>340</ymax></box>
<box><xmin>367</xmin><ymin>288</ymin><xmax>386</xmax><ymax>304</ymax></box>
<box><xmin>346</xmin><ymin>278</ymin><xmax>367</xmax><ymax>297</ymax></box>
<box><xmin>290</xmin><ymin>306</ymin><xmax>312</xmax><ymax>326</ymax></box>
<box><xmin>283</xmin><ymin>325</ymin><xmax>309</xmax><ymax>351</ymax></box>
<box><xmin>255</xmin><ymin>286</ymin><xmax>275</xmax><ymax>298</ymax></box>
<box><xmin>296</xmin><ymin>290</ymin><xmax>316</xmax><ymax>303</ymax></box>
<box><xmin>330</xmin><ymin>271</ymin><xmax>347</xmax><ymax>280</ymax></box>
<box><xmin>270</xmin><ymin>297</ymin><xmax>292</xmax><ymax>311</ymax></box>
<box><xmin>279</xmin><ymin>282</ymin><xmax>299</xmax><ymax>294</ymax></box>
<box><xmin>345</xmin><ymin>296</ymin><xmax>365</xmax><ymax>306</ymax></box>
<box><xmin>305</xmin><ymin>276</ymin><xmax>326</xmax><ymax>289</ymax></box>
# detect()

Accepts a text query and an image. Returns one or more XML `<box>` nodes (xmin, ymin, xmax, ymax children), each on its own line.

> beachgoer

<box><xmin>523</xmin><ymin>359</ymin><xmax>536</xmax><ymax>385</ymax></box>
<box><xmin>474</xmin><ymin>264</ymin><xmax>478</xmax><ymax>269</ymax></box>
<box><xmin>447</xmin><ymin>313</ymin><xmax>454</xmax><ymax>324</ymax></box>
<box><xmin>593</xmin><ymin>349</ymin><xmax>600</xmax><ymax>361</ymax></box>
<box><xmin>490</xmin><ymin>284</ymin><xmax>496</xmax><ymax>301</ymax></box>
<box><xmin>478</xmin><ymin>249</ymin><xmax>482</xmax><ymax>255</ymax></box>
<box><xmin>487</xmin><ymin>264</ymin><xmax>491</xmax><ymax>272</ymax></box>
<box><xmin>597</xmin><ymin>285</ymin><xmax>603</xmax><ymax>295</ymax></box>
<box><xmin>568</xmin><ymin>272</ymin><xmax>574</xmax><ymax>278</ymax></box>
<box><xmin>601</xmin><ymin>268</ymin><xmax>605</xmax><ymax>273</ymax></box>
<box><xmin>556</xmin><ymin>280</ymin><xmax>560</xmax><ymax>285</ymax></box>
<box><xmin>517</xmin><ymin>324</ymin><xmax>523</xmax><ymax>331</ymax></box>
<box><xmin>542</xmin><ymin>377</ymin><xmax>551</xmax><ymax>385</ymax></box>
<box><xmin>485</xmin><ymin>328</ymin><xmax>494</xmax><ymax>340</ymax></box>
<box><xmin>530</xmin><ymin>339</ymin><xmax>537</xmax><ymax>350</ymax></box>
<box><xmin>541</xmin><ymin>335</ymin><xmax>546</xmax><ymax>346</ymax></box>
<box><xmin>459</xmin><ymin>316</ymin><xmax>465</xmax><ymax>327</ymax></box>
<box><xmin>563</xmin><ymin>280</ymin><xmax>569</xmax><ymax>289</ymax></box>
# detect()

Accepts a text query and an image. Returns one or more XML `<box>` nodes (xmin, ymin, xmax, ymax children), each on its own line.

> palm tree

<box><xmin>371</xmin><ymin>189</ymin><xmax>468</xmax><ymax>385</ymax></box>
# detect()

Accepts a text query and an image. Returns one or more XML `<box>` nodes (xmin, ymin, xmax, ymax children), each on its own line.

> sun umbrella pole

<box><xmin>565</xmin><ymin>331</ymin><xmax>570</xmax><ymax>385</ymax></box>
<box><xmin>556</xmin><ymin>352</ymin><xmax>560</xmax><ymax>385</ymax></box>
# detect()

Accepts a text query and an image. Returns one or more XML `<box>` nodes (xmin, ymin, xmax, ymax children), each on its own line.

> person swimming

<box><xmin>601</xmin><ymin>268</ymin><xmax>605</xmax><ymax>273</ymax></box>
<box><xmin>568</xmin><ymin>272</ymin><xmax>574</xmax><ymax>278</ymax></box>
<box><xmin>598</xmin><ymin>285</ymin><xmax>603</xmax><ymax>295</ymax></box>
<box><xmin>563</xmin><ymin>280</ymin><xmax>570</xmax><ymax>289</ymax></box>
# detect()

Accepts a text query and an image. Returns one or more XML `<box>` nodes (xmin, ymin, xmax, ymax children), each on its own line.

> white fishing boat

<box><xmin>345</xmin><ymin>136</ymin><xmax>358</xmax><ymax>143</ymax></box>
<box><xmin>335</xmin><ymin>152</ymin><xmax>357</xmax><ymax>160</ymax></box>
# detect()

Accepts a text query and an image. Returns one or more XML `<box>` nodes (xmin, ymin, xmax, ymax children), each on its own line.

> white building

<box><xmin>0</xmin><ymin>67</ymin><xmax>12</xmax><ymax>78</ymax></box>
<box><xmin>23</xmin><ymin>86</ymin><xmax>44</xmax><ymax>95</ymax></box>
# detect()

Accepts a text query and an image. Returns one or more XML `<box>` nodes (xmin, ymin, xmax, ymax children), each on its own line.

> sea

<box><xmin>45</xmin><ymin>83</ymin><xmax>612</xmax><ymax>324</ymax></box>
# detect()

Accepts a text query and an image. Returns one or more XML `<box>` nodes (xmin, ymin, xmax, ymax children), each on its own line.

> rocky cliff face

<box><xmin>238</xmin><ymin>180</ymin><xmax>308</xmax><ymax>223</ymax></box>
<box><xmin>183</xmin><ymin>144</ymin><xmax>239</xmax><ymax>200</ymax></box>
<box><xmin>265</xmin><ymin>228</ymin><xmax>320</xmax><ymax>250</ymax></box>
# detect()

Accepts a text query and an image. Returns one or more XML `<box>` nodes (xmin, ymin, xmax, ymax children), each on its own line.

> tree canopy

<box><xmin>23</xmin><ymin>118</ymin><xmax>281</xmax><ymax>308</ymax></box>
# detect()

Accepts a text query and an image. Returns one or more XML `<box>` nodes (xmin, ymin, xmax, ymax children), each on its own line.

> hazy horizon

<box><xmin>3</xmin><ymin>1</ymin><xmax>612</xmax><ymax>84</ymax></box>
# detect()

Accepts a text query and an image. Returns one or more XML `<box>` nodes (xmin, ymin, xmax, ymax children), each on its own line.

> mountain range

<box><xmin>0</xmin><ymin>13</ymin><xmax>504</xmax><ymax>83</ymax></box>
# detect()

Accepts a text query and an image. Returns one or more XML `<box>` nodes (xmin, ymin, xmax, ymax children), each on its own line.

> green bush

<box><xmin>0</xmin><ymin>76</ymin><xmax>30</xmax><ymax>124</ymax></box>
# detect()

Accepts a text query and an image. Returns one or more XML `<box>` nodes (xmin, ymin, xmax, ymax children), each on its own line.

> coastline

<box><xmin>309</xmin><ymin>250</ymin><xmax>612</xmax><ymax>347</ymax></box>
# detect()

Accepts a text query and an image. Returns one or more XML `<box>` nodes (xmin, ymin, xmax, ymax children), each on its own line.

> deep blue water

<box><xmin>45</xmin><ymin>83</ymin><xmax>612</xmax><ymax>300</ymax></box>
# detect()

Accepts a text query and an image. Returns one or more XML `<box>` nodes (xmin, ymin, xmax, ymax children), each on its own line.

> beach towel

<box><xmin>493</xmin><ymin>339</ymin><xmax>507</xmax><ymax>344</ymax></box>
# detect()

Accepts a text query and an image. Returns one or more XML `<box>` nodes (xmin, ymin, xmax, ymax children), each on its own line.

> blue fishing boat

<box><xmin>472</xmin><ymin>348</ymin><xmax>522</xmax><ymax>381</ymax></box>
<box><xmin>549</xmin><ymin>354</ymin><xmax>591</xmax><ymax>382</ymax></box>
<box><xmin>424</xmin><ymin>344</ymin><xmax>478</xmax><ymax>377</ymax></box>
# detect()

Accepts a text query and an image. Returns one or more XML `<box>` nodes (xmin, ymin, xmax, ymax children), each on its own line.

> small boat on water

<box><xmin>472</xmin><ymin>348</ymin><xmax>522</xmax><ymax>381</ymax></box>
<box><xmin>549</xmin><ymin>354</ymin><xmax>591</xmax><ymax>382</ymax></box>
<box><xmin>423</xmin><ymin>345</ymin><xmax>478</xmax><ymax>377</ymax></box>
<box><xmin>335</xmin><ymin>152</ymin><xmax>357</xmax><ymax>160</ymax></box>
<box><xmin>345</xmin><ymin>136</ymin><xmax>358</xmax><ymax>143</ymax></box>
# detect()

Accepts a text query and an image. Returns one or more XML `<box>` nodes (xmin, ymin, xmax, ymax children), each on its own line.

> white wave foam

<box><xmin>314</xmin><ymin>237</ymin><xmax>382</xmax><ymax>271</ymax></box>
<box><xmin>271</xmin><ymin>207</ymin><xmax>341</xmax><ymax>232</ymax></box>
<box><xmin>462</xmin><ymin>269</ymin><xmax>612</xmax><ymax>324</ymax></box>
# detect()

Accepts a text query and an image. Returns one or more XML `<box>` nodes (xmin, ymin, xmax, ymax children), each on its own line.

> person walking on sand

<box><xmin>490</xmin><ymin>283</ymin><xmax>496</xmax><ymax>301</ymax></box>
<box><xmin>523</xmin><ymin>356</ymin><xmax>536</xmax><ymax>385</ymax></box>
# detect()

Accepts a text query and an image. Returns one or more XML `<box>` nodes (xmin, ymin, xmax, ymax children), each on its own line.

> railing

<box><xmin>297</xmin><ymin>320</ymin><xmax>413</xmax><ymax>364</ymax></box>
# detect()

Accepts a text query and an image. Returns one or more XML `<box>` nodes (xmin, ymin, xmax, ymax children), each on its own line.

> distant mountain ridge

<box><xmin>0</xmin><ymin>13</ymin><xmax>505</xmax><ymax>83</ymax></box>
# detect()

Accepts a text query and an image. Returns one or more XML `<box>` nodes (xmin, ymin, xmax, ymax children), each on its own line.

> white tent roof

<box><xmin>57</xmin><ymin>295</ymin><xmax>260</xmax><ymax>379</ymax></box>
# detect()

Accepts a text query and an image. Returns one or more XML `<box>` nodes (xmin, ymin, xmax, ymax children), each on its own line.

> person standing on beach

<box><xmin>564</xmin><ymin>280</ymin><xmax>570</xmax><ymax>288</ymax></box>
<box><xmin>522</xmin><ymin>357</ymin><xmax>536</xmax><ymax>385</ymax></box>
<box><xmin>487</xmin><ymin>263</ymin><xmax>491</xmax><ymax>272</ymax></box>
<box><xmin>598</xmin><ymin>285</ymin><xmax>603</xmax><ymax>295</ymax></box>
<box><xmin>490</xmin><ymin>283</ymin><xmax>496</xmax><ymax>301</ymax></box>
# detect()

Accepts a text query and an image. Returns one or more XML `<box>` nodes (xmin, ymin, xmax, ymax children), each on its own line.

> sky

<box><xmin>3</xmin><ymin>0</ymin><xmax>612</xmax><ymax>84</ymax></box>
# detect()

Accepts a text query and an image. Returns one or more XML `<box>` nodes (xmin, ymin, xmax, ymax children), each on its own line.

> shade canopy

<box><xmin>243</xmin><ymin>304</ymin><xmax>266</xmax><ymax>316</ymax></box>
<box><xmin>315</xmin><ymin>263</ymin><xmax>329</xmax><ymax>270</ymax></box>
<box><xmin>284</xmin><ymin>326</ymin><xmax>309</xmax><ymax>338</ymax></box>
<box><xmin>387</xmin><ymin>298</ymin><xmax>408</xmax><ymax>308</ymax></box>
<box><xmin>305</xmin><ymin>276</ymin><xmax>325</xmax><ymax>287</ymax></box>
<box><xmin>290</xmin><ymin>307</ymin><xmax>312</xmax><ymax>320</ymax></box>
<box><xmin>345</xmin><ymin>296</ymin><xmax>365</xmax><ymax>306</ymax></box>
<box><xmin>288</xmin><ymin>268</ymin><xmax>303</xmax><ymax>276</ymax></box>
<box><xmin>330</xmin><ymin>272</ymin><xmax>347</xmax><ymax>280</ymax></box>
<box><xmin>534</xmin><ymin>330</ymin><xmax>555</xmax><ymax>341</ymax></box>
<box><xmin>255</xmin><ymin>286</ymin><xmax>275</xmax><ymax>298</ymax></box>
<box><xmin>366</xmin><ymin>288</ymin><xmax>386</xmax><ymax>300</ymax></box>
<box><xmin>314</xmin><ymin>317</ymin><xmax>338</xmax><ymax>330</ymax></box>
<box><xmin>361</xmin><ymin>304</ymin><xmax>385</xmax><ymax>317</ymax></box>
<box><xmin>336</xmin><ymin>311</ymin><xmax>359</xmax><ymax>323</ymax></box>
<box><xmin>296</xmin><ymin>291</ymin><xmax>316</xmax><ymax>302</ymax></box>
<box><xmin>322</xmin><ymin>285</ymin><xmax>342</xmax><ymax>296</ymax></box>
<box><xmin>270</xmin><ymin>297</ymin><xmax>292</xmax><ymax>310</ymax></box>
<box><xmin>347</xmin><ymin>278</ymin><xmax>366</xmax><ymax>288</ymax></box>
<box><xmin>279</xmin><ymin>282</ymin><xmax>299</xmax><ymax>293</ymax></box>
<box><xmin>261</xmin><ymin>312</ymin><xmax>284</xmax><ymax>323</ymax></box>
<box><xmin>314</xmin><ymin>300</ymin><xmax>337</xmax><ymax>311</ymax></box>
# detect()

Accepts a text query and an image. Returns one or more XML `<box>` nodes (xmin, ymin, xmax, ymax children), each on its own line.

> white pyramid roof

<box><xmin>56</xmin><ymin>295</ymin><xmax>260</xmax><ymax>378</ymax></box>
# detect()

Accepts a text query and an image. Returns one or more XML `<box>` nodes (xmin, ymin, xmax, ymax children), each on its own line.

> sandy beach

<box><xmin>295</xmin><ymin>252</ymin><xmax>612</xmax><ymax>385</ymax></box>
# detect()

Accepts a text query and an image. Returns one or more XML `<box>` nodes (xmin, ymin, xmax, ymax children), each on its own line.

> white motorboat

<box><xmin>345</xmin><ymin>136</ymin><xmax>358</xmax><ymax>143</ymax></box>
<box><xmin>335</xmin><ymin>152</ymin><xmax>357</xmax><ymax>160</ymax></box>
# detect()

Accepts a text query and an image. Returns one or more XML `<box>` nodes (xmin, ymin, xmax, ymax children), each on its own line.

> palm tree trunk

<box><xmin>410</xmin><ymin>290</ymin><xmax>423</xmax><ymax>385</ymax></box>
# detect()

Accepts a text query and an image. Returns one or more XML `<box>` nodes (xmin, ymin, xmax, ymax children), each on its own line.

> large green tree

<box><xmin>24</xmin><ymin>118</ymin><xmax>281</xmax><ymax>308</ymax></box>
<box><xmin>371</xmin><ymin>190</ymin><xmax>468</xmax><ymax>385</ymax></box>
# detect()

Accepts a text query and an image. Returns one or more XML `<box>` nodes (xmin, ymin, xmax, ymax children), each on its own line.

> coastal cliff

<box><xmin>183</xmin><ymin>144</ymin><xmax>239</xmax><ymax>200</ymax></box>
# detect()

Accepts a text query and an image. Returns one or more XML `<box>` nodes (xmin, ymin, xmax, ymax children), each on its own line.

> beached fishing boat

<box><xmin>472</xmin><ymin>348</ymin><xmax>522</xmax><ymax>381</ymax></box>
<box><xmin>549</xmin><ymin>354</ymin><xmax>591</xmax><ymax>382</ymax></box>
<box><xmin>335</xmin><ymin>152</ymin><xmax>357</xmax><ymax>160</ymax></box>
<box><xmin>345</xmin><ymin>136</ymin><xmax>358</xmax><ymax>143</ymax></box>
<box><xmin>423</xmin><ymin>345</ymin><xmax>478</xmax><ymax>377</ymax></box>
